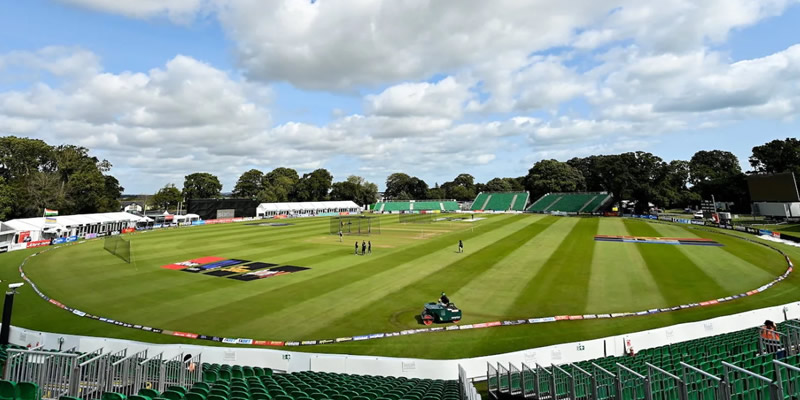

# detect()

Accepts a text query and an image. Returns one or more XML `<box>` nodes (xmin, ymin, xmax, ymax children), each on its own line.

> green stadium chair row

<box><xmin>470</xmin><ymin>192</ymin><xmax>528</xmax><ymax>212</ymax></box>
<box><xmin>0</xmin><ymin>380</ymin><xmax>39</xmax><ymax>400</ymax></box>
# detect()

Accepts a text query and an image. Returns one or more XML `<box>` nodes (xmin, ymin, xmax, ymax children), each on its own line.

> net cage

<box><xmin>330</xmin><ymin>216</ymin><xmax>380</xmax><ymax>235</ymax></box>
<box><xmin>103</xmin><ymin>235</ymin><xmax>132</xmax><ymax>263</ymax></box>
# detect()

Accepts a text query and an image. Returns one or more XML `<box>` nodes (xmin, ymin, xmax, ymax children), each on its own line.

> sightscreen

<box><xmin>747</xmin><ymin>172</ymin><xmax>800</xmax><ymax>202</ymax></box>
<box><xmin>186</xmin><ymin>198</ymin><xmax>259</xmax><ymax>220</ymax></box>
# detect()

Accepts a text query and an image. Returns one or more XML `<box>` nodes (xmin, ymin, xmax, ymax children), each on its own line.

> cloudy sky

<box><xmin>1</xmin><ymin>0</ymin><xmax>799</xmax><ymax>194</ymax></box>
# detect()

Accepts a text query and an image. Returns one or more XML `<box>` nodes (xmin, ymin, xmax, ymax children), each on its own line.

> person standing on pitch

<box><xmin>355</xmin><ymin>241</ymin><xmax>359</xmax><ymax>255</ymax></box>
<box><xmin>458</xmin><ymin>239</ymin><xmax>464</xmax><ymax>253</ymax></box>
<box><xmin>339</xmin><ymin>230</ymin><xmax>343</xmax><ymax>242</ymax></box>
<box><xmin>361</xmin><ymin>240</ymin><xmax>366</xmax><ymax>255</ymax></box>
<box><xmin>368</xmin><ymin>241</ymin><xmax>372</xmax><ymax>254</ymax></box>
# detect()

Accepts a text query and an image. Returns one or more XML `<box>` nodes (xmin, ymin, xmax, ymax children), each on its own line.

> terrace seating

<box><xmin>470</xmin><ymin>192</ymin><xmax>529</xmax><ymax>212</ymax></box>
<box><xmin>372</xmin><ymin>201</ymin><xmax>459</xmax><ymax>213</ymax></box>
<box><xmin>0</xmin><ymin>380</ymin><xmax>39</xmax><ymax>400</ymax></box>
<box><xmin>527</xmin><ymin>192</ymin><xmax>612</xmax><ymax>213</ymax></box>
<box><xmin>488</xmin><ymin>321</ymin><xmax>800</xmax><ymax>400</ymax></box>
<box><xmin>123</xmin><ymin>369</ymin><xmax>459</xmax><ymax>400</ymax></box>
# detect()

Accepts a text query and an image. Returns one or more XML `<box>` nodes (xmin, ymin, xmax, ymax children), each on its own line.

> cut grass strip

<box><xmin>622</xmin><ymin>219</ymin><xmax>728</xmax><ymax>304</ymax></box>
<box><xmin>586</xmin><ymin>218</ymin><xmax>668</xmax><ymax>313</ymax></box>
<box><xmin>509</xmin><ymin>217</ymin><xmax>599</xmax><ymax>317</ymax></box>
<box><xmin>300</xmin><ymin>216</ymin><xmax>560</xmax><ymax>339</ymax></box>
<box><xmin>454</xmin><ymin>217</ymin><xmax>580</xmax><ymax>320</ymax></box>
<box><xmin>648</xmin><ymin>223</ymin><xmax>776</xmax><ymax>295</ymax></box>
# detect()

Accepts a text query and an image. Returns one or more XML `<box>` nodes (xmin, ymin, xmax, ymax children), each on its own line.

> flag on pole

<box><xmin>44</xmin><ymin>209</ymin><xmax>58</xmax><ymax>216</ymax></box>
<box><xmin>45</xmin><ymin>217</ymin><xmax>57</xmax><ymax>224</ymax></box>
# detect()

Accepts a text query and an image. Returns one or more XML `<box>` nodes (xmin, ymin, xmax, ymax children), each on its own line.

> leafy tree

<box><xmin>329</xmin><ymin>175</ymin><xmax>378</xmax><ymax>206</ymax></box>
<box><xmin>293</xmin><ymin>169</ymin><xmax>333</xmax><ymax>201</ymax></box>
<box><xmin>688</xmin><ymin>150</ymin><xmax>748</xmax><ymax>210</ymax></box>
<box><xmin>99</xmin><ymin>175</ymin><xmax>124</xmax><ymax>212</ymax></box>
<box><xmin>65</xmin><ymin>169</ymin><xmax>107</xmax><ymax>214</ymax></box>
<box><xmin>663</xmin><ymin>160</ymin><xmax>699</xmax><ymax>208</ymax></box>
<box><xmin>567</xmin><ymin>156</ymin><xmax>605</xmax><ymax>192</ymax></box>
<box><xmin>150</xmin><ymin>184</ymin><xmax>182</xmax><ymax>210</ymax></box>
<box><xmin>385</xmin><ymin>173</ymin><xmax>428</xmax><ymax>199</ymax></box>
<box><xmin>750</xmin><ymin>138</ymin><xmax>800</xmax><ymax>176</ymax></box>
<box><xmin>0</xmin><ymin>136</ymin><xmax>55</xmax><ymax>182</ymax></box>
<box><xmin>182</xmin><ymin>172</ymin><xmax>222</xmax><ymax>199</ymax></box>
<box><xmin>441</xmin><ymin>173</ymin><xmax>475</xmax><ymax>201</ymax></box>
<box><xmin>233</xmin><ymin>169</ymin><xmax>264</xmax><ymax>198</ymax></box>
<box><xmin>329</xmin><ymin>181</ymin><xmax>356</xmax><ymax>202</ymax></box>
<box><xmin>259</xmin><ymin>167</ymin><xmax>299</xmax><ymax>202</ymax></box>
<box><xmin>24</xmin><ymin>171</ymin><xmax>65</xmax><ymax>217</ymax></box>
<box><xmin>0</xmin><ymin>178</ymin><xmax>12</xmax><ymax>220</ymax></box>
<box><xmin>485</xmin><ymin>178</ymin><xmax>512</xmax><ymax>192</ymax></box>
<box><xmin>385</xmin><ymin>173</ymin><xmax>412</xmax><ymax>199</ymax></box>
<box><xmin>689</xmin><ymin>150</ymin><xmax>742</xmax><ymax>185</ymax></box>
<box><xmin>427</xmin><ymin>183</ymin><xmax>446</xmax><ymax>200</ymax></box>
<box><xmin>506</xmin><ymin>177</ymin><xmax>526</xmax><ymax>191</ymax></box>
<box><xmin>525</xmin><ymin>159</ymin><xmax>586</xmax><ymax>201</ymax></box>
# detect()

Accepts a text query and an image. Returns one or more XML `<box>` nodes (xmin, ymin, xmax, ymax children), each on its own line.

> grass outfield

<box><xmin>4</xmin><ymin>214</ymin><xmax>800</xmax><ymax>359</ymax></box>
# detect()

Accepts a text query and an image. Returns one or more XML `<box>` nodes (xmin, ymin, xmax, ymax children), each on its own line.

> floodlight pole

<box><xmin>0</xmin><ymin>288</ymin><xmax>17</xmax><ymax>346</ymax></box>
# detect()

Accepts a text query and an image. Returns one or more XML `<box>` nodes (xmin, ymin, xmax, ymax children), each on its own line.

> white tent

<box><xmin>1</xmin><ymin>212</ymin><xmax>151</xmax><ymax>244</ymax></box>
<box><xmin>256</xmin><ymin>201</ymin><xmax>360</xmax><ymax>217</ymax></box>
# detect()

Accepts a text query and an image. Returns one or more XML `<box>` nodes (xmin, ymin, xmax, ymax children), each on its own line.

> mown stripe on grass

<box><xmin>152</xmin><ymin>215</ymin><xmax>523</xmax><ymax>332</ymax></box>
<box><xmin>647</xmin><ymin>223</ymin><xmax>776</xmax><ymax>295</ymax></box>
<box><xmin>508</xmin><ymin>217</ymin><xmax>599</xmax><ymax>317</ymax></box>
<box><xmin>621</xmin><ymin>219</ymin><xmax>728</xmax><ymax>304</ymax></box>
<box><xmin>586</xmin><ymin>218</ymin><xmax>668</xmax><ymax>313</ymax></box>
<box><xmin>453</xmin><ymin>217</ymin><xmax>580</xmax><ymax>320</ymax></box>
<box><xmin>295</xmin><ymin>216</ymin><xmax>561</xmax><ymax>340</ymax></box>
<box><xmin>659</xmin><ymin>223</ymin><xmax>788</xmax><ymax>276</ymax></box>
<box><xmin>238</xmin><ymin>216</ymin><xmax>549</xmax><ymax>338</ymax></box>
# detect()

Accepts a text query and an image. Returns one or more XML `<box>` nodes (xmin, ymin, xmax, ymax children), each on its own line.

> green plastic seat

<box><xmin>169</xmin><ymin>387</ymin><xmax>188</xmax><ymax>395</ymax></box>
<box><xmin>193</xmin><ymin>383</ymin><xmax>211</xmax><ymax>391</ymax></box>
<box><xmin>130</xmin><ymin>396</ymin><xmax>150</xmax><ymax>400</ymax></box>
<box><xmin>163</xmin><ymin>391</ymin><xmax>185</xmax><ymax>400</ymax></box>
<box><xmin>207</xmin><ymin>396</ymin><xmax>227</xmax><ymax>400</ymax></box>
<box><xmin>0</xmin><ymin>381</ymin><xmax>15</xmax><ymax>400</ymax></box>
<box><xmin>186</xmin><ymin>393</ymin><xmax>206</xmax><ymax>400</ymax></box>
<box><xmin>251</xmin><ymin>394</ymin><xmax>271</xmax><ymax>400</ymax></box>
<box><xmin>140</xmin><ymin>389</ymin><xmax>161</xmax><ymax>399</ymax></box>
<box><xmin>102</xmin><ymin>392</ymin><xmax>126</xmax><ymax>400</ymax></box>
<box><xmin>16</xmin><ymin>382</ymin><xmax>38</xmax><ymax>400</ymax></box>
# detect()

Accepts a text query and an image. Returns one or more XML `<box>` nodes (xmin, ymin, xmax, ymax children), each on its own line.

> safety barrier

<box><xmin>486</xmin><ymin>358</ymin><xmax>796</xmax><ymax>400</ymax></box>
<box><xmin>458</xmin><ymin>365</ymin><xmax>481</xmax><ymax>400</ymax></box>
<box><xmin>3</xmin><ymin>347</ymin><xmax>201</xmax><ymax>399</ymax></box>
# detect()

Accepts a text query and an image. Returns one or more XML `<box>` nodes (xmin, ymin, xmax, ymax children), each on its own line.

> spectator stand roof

<box><xmin>256</xmin><ymin>201</ymin><xmax>361</xmax><ymax>214</ymax></box>
<box><xmin>1</xmin><ymin>212</ymin><xmax>152</xmax><ymax>233</ymax></box>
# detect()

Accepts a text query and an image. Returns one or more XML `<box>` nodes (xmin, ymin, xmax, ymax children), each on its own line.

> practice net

<box><xmin>330</xmin><ymin>216</ymin><xmax>380</xmax><ymax>235</ymax></box>
<box><xmin>103</xmin><ymin>235</ymin><xmax>132</xmax><ymax>263</ymax></box>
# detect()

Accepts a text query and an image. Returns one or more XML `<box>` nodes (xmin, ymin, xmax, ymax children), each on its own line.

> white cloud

<box><xmin>57</xmin><ymin>0</ymin><xmax>208</xmax><ymax>22</ymax></box>
<box><xmin>8</xmin><ymin>2</ymin><xmax>800</xmax><ymax>191</ymax></box>
<box><xmin>365</xmin><ymin>77</ymin><xmax>472</xmax><ymax>119</ymax></box>
<box><xmin>215</xmin><ymin>0</ymin><xmax>621</xmax><ymax>90</ymax></box>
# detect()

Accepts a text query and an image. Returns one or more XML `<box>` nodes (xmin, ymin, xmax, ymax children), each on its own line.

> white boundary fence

<box><xmin>6</xmin><ymin>300</ymin><xmax>800</xmax><ymax>382</ymax></box>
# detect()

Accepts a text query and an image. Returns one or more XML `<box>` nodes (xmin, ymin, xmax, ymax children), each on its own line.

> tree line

<box><xmin>149</xmin><ymin>168</ymin><xmax>379</xmax><ymax>210</ymax></box>
<box><xmin>0</xmin><ymin>136</ymin><xmax>123</xmax><ymax>220</ymax></box>
<box><xmin>1</xmin><ymin>135</ymin><xmax>798</xmax><ymax>219</ymax></box>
